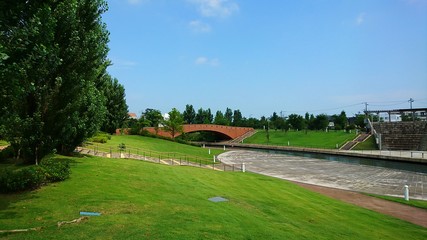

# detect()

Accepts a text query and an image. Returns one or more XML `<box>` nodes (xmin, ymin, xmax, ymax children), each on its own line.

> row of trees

<box><xmin>129</xmin><ymin>105</ymin><xmax>366</xmax><ymax>138</ymax></box>
<box><xmin>0</xmin><ymin>0</ymin><xmax>128</xmax><ymax>164</ymax></box>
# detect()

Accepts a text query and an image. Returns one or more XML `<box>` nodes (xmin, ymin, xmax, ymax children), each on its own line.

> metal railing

<box><xmin>367</xmin><ymin>118</ymin><xmax>382</xmax><ymax>150</ymax></box>
<box><xmin>77</xmin><ymin>143</ymin><xmax>244</xmax><ymax>171</ymax></box>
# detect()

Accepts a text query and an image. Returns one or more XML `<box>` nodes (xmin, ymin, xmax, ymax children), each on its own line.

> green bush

<box><xmin>0</xmin><ymin>155</ymin><xmax>71</xmax><ymax>193</ymax></box>
<box><xmin>89</xmin><ymin>132</ymin><xmax>111</xmax><ymax>143</ymax></box>
<box><xmin>40</xmin><ymin>155</ymin><xmax>71</xmax><ymax>182</ymax></box>
<box><xmin>0</xmin><ymin>145</ymin><xmax>14</xmax><ymax>161</ymax></box>
<box><xmin>91</xmin><ymin>136</ymin><xmax>108</xmax><ymax>143</ymax></box>
<box><xmin>0</xmin><ymin>166</ymin><xmax>46</xmax><ymax>193</ymax></box>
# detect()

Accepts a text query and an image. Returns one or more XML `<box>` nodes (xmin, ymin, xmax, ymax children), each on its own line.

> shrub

<box><xmin>88</xmin><ymin>132</ymin><xmax>111</xmax><ymax>143</ymax></box>
<box><xmin>40</xmin><ymin>155</ymin><xmax>71</xmax><ymax>182</ymax></box>
<box><xmin>0</xmin><ymin>145</ymin><xmax>14</xmax><ymax>162</ymax></box>
<box><xmin>0</xmin><ymin>166</ymin><xmax>46</xmax><ymax>193</ymax></box>
<box><xmin>0</xmin><ymin>155</ymin><xmax>71</xmax><ymax>193</ymax></box>
<box><xmin>91</xmin><ymin>136</ymin><xmax>108</xmax><ymax>143</ymax></box>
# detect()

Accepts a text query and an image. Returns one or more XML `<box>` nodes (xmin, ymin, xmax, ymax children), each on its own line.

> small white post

<box><xmin>203</xmin><ymin>144</ymin><xmax>205</xmax><ymax>148</ymax></box>
<box><xmin>242</xmin><ymin>163</ymin><xmax>246</xmax><ymax>173</ymax></box>
<box><xmin>336</xmin><ymin>143</ymin><xmax>338</xmax><ymax>149</ymax></box>
<box><xmin>404</xmin><ymin>185</ymin><xmax>409</xmax><ymax>201</ymax></box>
<box><xmin>287</xmin><ymin>141</ymin><xmax>290</xmax><ymax>146</ymax></box>
<box><xmin>213</xmin><ymin>155</ymin><xmax>216</xmax><ymax>163</ymax></box>
<box><xmin>208</xmin><ymin>149</ymin><xmax>211</xmax><ymax>155</ymax></box>
<box><xmin>223</xmin><ymin>145</ymin><xmax>226</xmax><ymax>151</ymax></box>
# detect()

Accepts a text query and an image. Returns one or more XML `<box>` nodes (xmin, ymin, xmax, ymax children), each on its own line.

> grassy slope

<box><xmin>0</xmin><ymin>155</ymin><xmax>426</xmax><ymax>239</ymax></box>
<box><xmin>245</xmin><ymin>130</ymin><xmax>356</xmax><ymax>149</ymax></box>
<box><xmin>367</xmin><ymin>194</ymin><xmax>427</xmax><ymax>210</ymax></box>
<box><xmin>0</xmin><ymin>140</ymin><xmax>8</xmax><ymax>146</ymax></box>
<box><xmin>89</xmin><ymin>135</ymin><xmax>224</xmax><ymax>161</ymax></box>
<box><xmin>353</xmin><ymin>135</ymin><xmax>379</xmax><ymax>150</ymax></box>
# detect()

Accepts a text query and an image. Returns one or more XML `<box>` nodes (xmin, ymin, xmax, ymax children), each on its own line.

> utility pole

<box><xmin>364</xmin><ymin>102</ymin><xmax>368</xmax><ymax>112</ymax></box>
<box><xmin>409</xmin><ymin>98</ymin><xmax>415</xmax><ymax>121</ymax></box>
<box><xmin>409</xmin><ymin>98</ymin><xmax>414</xmax><ymax>109</ymax></box>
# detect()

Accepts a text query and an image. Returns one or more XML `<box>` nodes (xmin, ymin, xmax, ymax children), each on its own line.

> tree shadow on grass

<box><xmin>0</xmin><ymin>192</ymin><xmax>40</xmax><ymax>220</ymax></box>
<box><xmin>0</xmin><ymin>154</ymin><xmax>87</xmax><ymax>220</ymax></box>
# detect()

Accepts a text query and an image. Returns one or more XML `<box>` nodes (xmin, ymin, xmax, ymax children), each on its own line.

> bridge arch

<box><xmin>143</xmin><ymin>124</ymin><xmax>254</xmax><ymax>140</ymax></box>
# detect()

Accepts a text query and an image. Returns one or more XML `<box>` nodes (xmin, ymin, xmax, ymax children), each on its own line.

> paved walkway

<box><xmin>218</xmin><ymin>150</ymin><xmax>427</xmax><ymax>199</ymax></box>
<box><xmin>218</xmin><ymin>150</ymin><xmax>427</xmax><ymax>227</ymax></box>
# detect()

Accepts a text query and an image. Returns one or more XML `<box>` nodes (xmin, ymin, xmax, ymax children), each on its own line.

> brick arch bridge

<box><xmin>144</xmin><ymin>124</ymin><xmax>254</xmax><ymax>140</ymax></box>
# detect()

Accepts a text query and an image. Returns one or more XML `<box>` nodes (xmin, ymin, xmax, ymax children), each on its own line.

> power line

<box><xmin>286</xmin><ymin>102</ymin><xmax>364</xmax><ymax>114</ymax></box>
<box><xmin>279</xmin><ymin>98</ymin><xmax>426</xmax><ymax>116</ymax></box>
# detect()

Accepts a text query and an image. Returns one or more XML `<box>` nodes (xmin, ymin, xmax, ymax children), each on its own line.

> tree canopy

<box><xmin>162</xmin><ymin>108</ymin><xmax>184</xmax><ymax>139</ymax></box>
<box><xmin>0</xmin><ymin>0</ymin><xmax>126</xmax><ymax>163</ymax></box>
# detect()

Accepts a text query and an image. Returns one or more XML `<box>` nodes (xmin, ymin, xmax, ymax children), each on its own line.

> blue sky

<box><xmin>104</xmin><ymin>0</ymin><xmax>427</xmax><ymax>118</ymax></box>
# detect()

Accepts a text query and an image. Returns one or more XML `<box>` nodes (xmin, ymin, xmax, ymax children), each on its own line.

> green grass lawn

<box><xmin>245</xmin><ymin>130</ymin><xmax>357</xmax><ymax>149</ymax></box>
<box><xmin>367</xmin><ymin>194</ymin><xmax>427</xmax><ymax>210</ymax></box>
<box><xmin>353</xmin><ymin>135</ymin><xmax>378</xmax><ymax>150</ymax></box>
<box><xmin>87</xmin><ymin>135</ymin><xmax>223</xmax><ymax>162</ymax></box>
<box><xmin>0</xmin><ymin>155</ymin><xmax>426</xmax><ymax>239</ymax></box>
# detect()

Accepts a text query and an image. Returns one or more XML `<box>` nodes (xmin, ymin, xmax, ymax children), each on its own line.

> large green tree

<box><xmin>232</xmin><ymin>109</ymin><xmax>243</xmax><ymax>126</ymax></box>
<box><xmin>287</xmin><ymin>114</ymin><xmax>306</xmax><ymax>130</ymax></box>
<box><xmin>0</xmin><ymin>0</ymin><xmax>111</xmax><ymax>163</ymax></box>
<box><xmin>195</xmin><ymin>108</ymin><xmax>213</xmax><ymax>124</ymax></box>
<box><xmin>101</xmin><ymin>74</ymin><xmax>129</xmax><ymax>134</ymax></box>
<box><xmin>224</xmin><ymin>108</ymin><xmax>233</xmax><ymax>125</ymax></box>
<box><xmin>332</xmin><ymin>111</ymin><xmax>348</xmax><ymax>130</ymax></box>
<box><xmin>313</xmin><ymin>114</ymin><xmax>329</xmax><ymax>130</ymax></box>
<box><xmin>142</xmin><ymin>108</ymin><xmax>163</xmax><ymax>128</ymax></box>
<box><xmin>162</xmin><ymin>108</ymin><xmax>184</xmax><ymax>139</ymax></box>
<box><xmin>214</xmin><ymin>110</ymin><xmax>228</xmax><ymax>125</ymax></box>
<box><xmin>183</xmin><ymin>104</ymin><xmax>196</xmax><ymax>124</ymax></box>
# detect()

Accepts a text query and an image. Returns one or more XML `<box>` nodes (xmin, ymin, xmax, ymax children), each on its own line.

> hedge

<box><xmin>0</xmin><ymin>155</ymin><xmax>71</xmax><ymax>193</ymax></box>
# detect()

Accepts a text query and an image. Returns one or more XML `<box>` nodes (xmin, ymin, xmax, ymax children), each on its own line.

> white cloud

<box><xmin>195</xmin><ymin>57</ymin><xmax>208</xmax><ymax>65</ymax></box>
<box><xmin>127</xmin><ymin>0</ymin><xmax>148</xmax><ymax>5</ymax></box>
<box><xmin>188</xmin><ymin>0</ymin><xmax>239</xmax><ymax>18</ymax></box>
<box><xmin>356</xmin><ymin>12</ymin><xmax>366</xmax><ymax>25</ymax></box>
<box><xmin>195</xmin><ymin>57</ymin><xmax>220</xmax><ymax>66</ymax></box>
<box><xmin>189</xmin><ymin>20</ymin><xmax>212</xmax><ymax>33</ymax></box>
<box><xmin>110</xmin><ymin>58</ymin><xmax>138</xmax><ymax>69</ymax></box>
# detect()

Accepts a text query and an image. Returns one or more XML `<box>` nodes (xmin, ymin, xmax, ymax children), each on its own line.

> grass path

<box><xmin>1</xmin><ymin>155</ymin><xmax>426</xmax><ymax>239</ymax></box>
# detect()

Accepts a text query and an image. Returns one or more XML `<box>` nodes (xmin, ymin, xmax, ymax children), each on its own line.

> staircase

<box><xmin>340</xmin><ymin>133</ymin><xmax>370</xmax><ymax>150</ymax></box>
<box><xmin>372</xmin><ymin>121</ymin><xmax>427</xmax><ymax>150</ymax></box>
<box><xmin>229</xmin><ymin>129</ymin><xmax>257</xmax><ymax>143</ymax></box>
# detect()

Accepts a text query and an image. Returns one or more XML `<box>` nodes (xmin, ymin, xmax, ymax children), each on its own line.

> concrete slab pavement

<box><xmin>218</xmin><ymin>150</ymin><xmax>427</xmax><ymax>200</ymax></box>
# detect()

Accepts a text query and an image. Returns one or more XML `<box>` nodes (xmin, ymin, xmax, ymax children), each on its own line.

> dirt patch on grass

<box><xmin>293</xmin><ymin>181</ymin><xmax>427</xmax><ymax>228</ymax></box>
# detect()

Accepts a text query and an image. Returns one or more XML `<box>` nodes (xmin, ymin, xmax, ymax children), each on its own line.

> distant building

<box><xmin>382</xmin><ymin>114</ymin><xmax>401</xmax><ymax>122</ymax></box>
<box><xmin>128</xmin><ymin>113</ymin><xmax>138</xmax><ymax>119</ymax></box>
